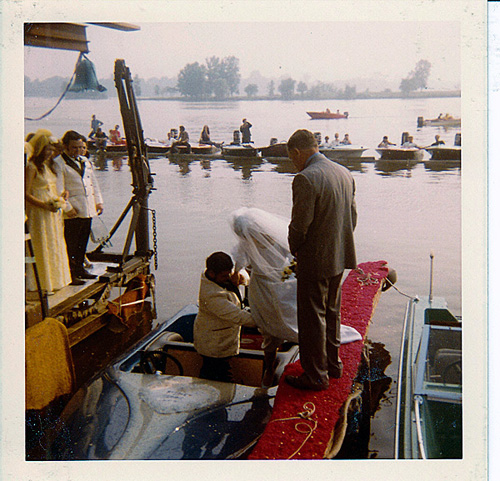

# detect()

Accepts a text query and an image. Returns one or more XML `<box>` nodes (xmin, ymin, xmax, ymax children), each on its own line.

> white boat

<box><xmin>425</xmin><ymin>145</ymin><xmax>461</xmax><ymax>161</ymax></box>
<box><xmin>376</xmin><ymin>146</ymin><xmax>424</xmax><ymax>161</ymax></box>
<box><xmin>320</xmin><ymin>145</ymin><xmax>368</xmax><ymax>160</ymax></box>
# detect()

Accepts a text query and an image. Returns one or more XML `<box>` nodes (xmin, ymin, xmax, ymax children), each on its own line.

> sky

<box><xmin>24</xmin><ymin>21</ymin><xmax>461</xmax><ymax>88</ymax></box>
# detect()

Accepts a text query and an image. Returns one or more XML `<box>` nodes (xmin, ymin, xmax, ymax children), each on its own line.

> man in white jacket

<box><xmin>55</xmin><ymin>130</ymin><xmax>104</xmax><ymax>282</ymax></box>
<box><xmin>194</xmin><ymin>252</ymin><xmax>256</xmax><ymax>382</ymax></box>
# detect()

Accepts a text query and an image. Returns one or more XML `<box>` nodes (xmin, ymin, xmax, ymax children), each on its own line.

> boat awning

<box><xmin>24</xmin><ymin>22</ymin><xmax>140</xmax><ymax>52</ymax></box>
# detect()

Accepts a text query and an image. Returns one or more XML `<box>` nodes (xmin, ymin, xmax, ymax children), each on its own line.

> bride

<box><xmin>230</xmin><ymin>207</ymin><xmax>360</xmax><ymax>386</ymax></box>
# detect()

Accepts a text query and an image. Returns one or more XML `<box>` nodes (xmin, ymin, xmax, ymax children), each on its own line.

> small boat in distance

<box><xmin>307</xmin><ymin>109</ymin><xmax>349</xmax><ymax>120</ymax></box>
<box><xmin>417</xmin><ymin>115</ymin><xmax>461</xmax><ymax>128</ymax></box>
<box><xmin>376</xmin><ymin>147</ymin><xmax>424</xmax><ymax>161</ymax></box>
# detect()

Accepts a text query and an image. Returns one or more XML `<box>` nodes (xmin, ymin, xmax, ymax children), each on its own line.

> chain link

<box><xmin>151</xmin><ymin>208</ymin><xmax>158</xmax><ymax>270</ymax></box>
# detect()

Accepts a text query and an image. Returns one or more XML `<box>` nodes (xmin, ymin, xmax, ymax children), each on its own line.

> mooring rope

<box><xmin>270</xmin><ymin>402</ymin><xmax>318</xmax><ymax>459</ymax></box>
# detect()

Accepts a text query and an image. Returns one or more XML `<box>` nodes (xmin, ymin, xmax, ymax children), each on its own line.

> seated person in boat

<box><xmin>194</xmin><ymin>251</ymin><xmax>256</xmax><ymax>382</ymax></box>
<box><xmin>199</xmin><ymin>125</ymin><xmax>222</xmax><ymax>147</ymax></box>
<box><xmin>109</xmin><ymin>125</ymin><xmax>126</xmax><ymax>145</ymax></box>
<box><xmin>402</xmin><ymin>136</ymin><xmax>420</xmax><ymax>149</ymax></box>
<box><xmin>170</xmin><ymin>125</ymin><xmax>191</xmax><ymax>153</ymax></box>
<box><xmin>321</xmin><ymin>135</ymin><xmax>331</xmax><ymax>148</ymax></box>
<box><xmin>378</xmin><ymin>136</ymin><xmax>396</xmax><ymax>148</ymax></box>
<box><xmin>94</xmin><ymin>128</ymin><xmax>108</xmax><ymax>150</ymax></box>
<box><xmin>332</xmin><ymin>133</ymin><xmax>340</xmax><ymax>146</ymax></box>
<box><xmin>430</xmin><ymin>134</ymin><xmax>445</xmax><ymax>146</ymax></box>
<box><xmin>340</xmin><ymin>133</ymin><xmax>352</xmax><ymax>145</ymax></box>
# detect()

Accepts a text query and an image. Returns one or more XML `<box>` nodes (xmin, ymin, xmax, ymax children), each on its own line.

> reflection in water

<box><xmin>424</xmin><ymin>160</ymin><xmax>461</xmax><ymax>173</ymax></box>
<box><xmin>336</xmin><ymin>160</ymin><xmax>368</xmax><ymax>173</ymax></box>
<box><xmin>169</xmin><ymin>157</ymin><xmax>195</xmax><ymax>176</ymax></box>
<box><xmin>336</xmin><ymin>341</ymin><xmax>392</xmax><ymax>459</ymax></box>
<box><xmin>374</xmin><ymin>160</ymin><xmax>418</xmax><ymax>177</ymax></box>
<box><xmin>223</xmin><ymin>156</ymin><xmax>264</xmax><ymax>180</ymax></box>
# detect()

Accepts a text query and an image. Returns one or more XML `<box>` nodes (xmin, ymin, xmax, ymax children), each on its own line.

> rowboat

<box><xmin>394</xmin><ymin>295</ymin><xmax>462</xmax><ymax>459</ymax></box>
<box><xmin>87</xmin><ymin>138</ymin><xmax>170</xmax><ymax>155</ymax></box>
<box><xmin>321</xmin><ymin>145</ymin><xmax>368</xmax><ymax>160</ymax></box>
<box><xmin>307</xmin><ymin>110</ymin><xmax>349</xmax><ymax>120</ymax></box>
<box><xmin>259</xmin><ymin>141</ymin><xmax>288</xmax><ymax>158</ymax></box>
<box><xmin>376</xmin><ymin>147</ymin><xmax>424</xmax><ymax>161</ymax></box>
<box><xmin>169</xmin><ymin>144</ymin><xmax>221</xmax><ymax>158</ymax></box>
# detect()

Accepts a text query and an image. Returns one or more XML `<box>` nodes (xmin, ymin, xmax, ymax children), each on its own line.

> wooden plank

<box><xmin>67</xmin><ymin>313</ymin><xmax>107</xmax><ymax>347</ymax></box>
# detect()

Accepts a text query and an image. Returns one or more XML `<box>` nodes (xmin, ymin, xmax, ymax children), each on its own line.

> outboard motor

<box><xmin>417</xmin><ymin>116</ymin><xmax>424</xmax><ymax>128</ymax></box>
<box><xmin>401</xmin><ymin>131</ymin><xmax>410</xmax><ymax>145</ymax></box>
<box><xmin>232</xmin><ymin>130</ymin><xmax>241</xmax><ymax>145</ymax></box>
<box><xmin>454</xmin><ymin>133</ymin><xmax>461</xmax><ymax>146</ymax></box>
<box><xmin>269</xmin><ymin>137</ymin><xmax>278</xmax><ymax>146</ymax></box>
<box><xmin>344</xmin><ymin>112</ymin><xmax>349</xmax><ymax>118</ymax></box>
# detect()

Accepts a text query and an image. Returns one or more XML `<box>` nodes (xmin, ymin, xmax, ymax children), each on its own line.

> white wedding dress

<box><xmin>230</xmin><ymin>207</ymin><xmax>361</xmax><ymax>345</ymax></box>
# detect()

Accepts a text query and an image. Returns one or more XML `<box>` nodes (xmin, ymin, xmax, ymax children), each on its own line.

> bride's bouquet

<box><xmin>281</xmin><ymin>258</ymin><xmax>297</xmax><ymax>282</ymax></box>
<box><xmin>47</xmin><ymin>196</ymin><xmax>66</xmax><ymax>211</ymax></box>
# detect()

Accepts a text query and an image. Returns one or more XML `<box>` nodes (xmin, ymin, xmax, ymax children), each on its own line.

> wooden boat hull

<box><xmin>307</xmin><ymin>111</ymin><xmax>348</xmax><ymax>119</ymax></box>
<box><xmin>376</xmin><ymin>148</ymin><xmax>424</xmax><ymax>160</ymax></box>
<box><xmin>222</xmin><ymin>144</ymin><xmax>260</xmax><ymax>158</ymax></box>
<box><xmin>259</xmin><ymin>143</ymin><xmax>288</xmax><ymax>158</ymax></box>
<box><xmin>418</xmin><ymin>118</ymin><xmax>461</xmax><ymax>128</ymax></box>
<box><xmin>425</xmin><ymin>146</ymin><xmax>461</xmax><ymax>161</ymax></box>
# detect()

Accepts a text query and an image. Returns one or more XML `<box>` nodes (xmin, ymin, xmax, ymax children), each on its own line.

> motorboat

<box><xmin>259</xmin><ymin>140</ymin><xmax>288</xmax><ymax>158</ymax></box>
<box><xmin>425</xmin><ymin>145</ymin><xmax>461</xmax><ymax>161</ymax></box>
<box><xmin>48</xmin><ymin>304</ymin><xmax>299</xmax><ymax>460</ymax></box>
<box><xmin>394</xmin><ymin>295</ymin><xmax>462</xmax><ymax>459</ymax></box>
<box><xmin>307</xmin><ymin>110</ymin><xmax>349</xmax><ymax>120</ymax></box>
<box><xmin>222</xmin><ymin>143</ymin><xmax>261</xmax><ymax>158</ymax></box>
<box><xmin>87</xmin><ymin>138</ymin><xmax>170</xmax><ymax>155</ymax></box>
<box><xmin>47</xmin><ymin>261</ymin><xmax>391</xmax><ymax>460</ymax></box>
<box><xmin>169</xmin><ymin>144</ymin><xmax>221</xmax><ymax>158</ymax></box>
<box><xmin>321</xmin><ymin>145</ymin><xmax>368</xmax><ymax>160</ymax></box>
<box><xmin>417</xmin><ymin>116</ymin><xmax>461</xmax><ymax>128</ymax></box>
<box><xmin>376</xmin><ymin>146</ymin><xmax>424</xmax><ymax>161</ymax></box>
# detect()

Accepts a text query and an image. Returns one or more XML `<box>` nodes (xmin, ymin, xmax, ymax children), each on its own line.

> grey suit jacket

<box><xmin>288</xmin><ymin>152</ymin><xmax>357</xmax><ymax>280</ymax></box>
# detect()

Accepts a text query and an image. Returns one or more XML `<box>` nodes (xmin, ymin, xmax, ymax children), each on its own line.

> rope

<box><xmin>25</xmin><ymin>53</ymin><xmax>81</xmax><ymax>121</ymax></box>
<box><xmin>269</xmin><ymin>402</ymin><xmax>318</xmax><ymax>459</ymax></box>
<box><xmin>383</xmin><ymin>277</ymin><xmax>417</xmax><ymax>300</ymax></box>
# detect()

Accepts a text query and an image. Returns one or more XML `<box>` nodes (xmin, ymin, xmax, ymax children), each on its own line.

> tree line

<box><xmin>25</xmin><ymin>58</ymin><xmax>448</xmax><ymax>100</ymax></box>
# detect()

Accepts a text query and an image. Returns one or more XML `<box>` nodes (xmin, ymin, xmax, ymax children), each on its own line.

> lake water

<box><xmin>25</xmin><ymin>96</ymin><xmax>461</xmax><ymax>458</ymax></box>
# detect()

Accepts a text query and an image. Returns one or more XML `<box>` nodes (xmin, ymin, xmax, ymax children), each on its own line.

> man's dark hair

<box><xmin>287</xmin><ymin>129</ymin><xmax>317</xmax><ymax>151</ymax></box>
<box><xmin>62</xmin><ymin>130</ymin><xmax>83</xmax><ymax>146</ymax></box>
<box><xmin>206</xmin><ymin>251</ymin><xmax>233</xmax><ymax>274</ymax></box>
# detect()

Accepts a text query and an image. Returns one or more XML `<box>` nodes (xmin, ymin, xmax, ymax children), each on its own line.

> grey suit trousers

<box><xmin>296</xmin><ymin>272</ymin><xmax>343</xmax><ymax>384</ymax></box>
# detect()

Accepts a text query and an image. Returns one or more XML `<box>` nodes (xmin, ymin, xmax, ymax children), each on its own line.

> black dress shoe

<box><xmin>328</xmin><ymin>361</ymin><xmax>344</xmax><ymax>379</ymax></box>
<box><xmin>285</xmin><ymin>374</ymin><xmax>329</xmax><ymax>391</ymax></box>
<box><xmin>70</xmin><ymin>278</ymin><xmax>85</xmax><ymax>286</ymax></box>
<box><xmin>78</xmin><ymin>270</ymin><xmax>97</xmax><ymax>280</ymax></box>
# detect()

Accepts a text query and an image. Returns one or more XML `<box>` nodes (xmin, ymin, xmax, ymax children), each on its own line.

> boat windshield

<box><xmin>419</xmin><ymin>323</ymin><xmax>462</xmax><ymax>400</ymax></box>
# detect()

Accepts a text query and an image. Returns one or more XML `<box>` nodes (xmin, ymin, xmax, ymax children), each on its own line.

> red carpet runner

<box><xmin>248</xmin><ymin>261</ymin><xmax>389</xmax><ymax>460</ymax></box>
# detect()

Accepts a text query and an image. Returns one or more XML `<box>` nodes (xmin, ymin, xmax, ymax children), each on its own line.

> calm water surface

<box><xmin>25</xmin><ymin>96</ymin><xmax>461</xmax><ymax>458</ymax></box>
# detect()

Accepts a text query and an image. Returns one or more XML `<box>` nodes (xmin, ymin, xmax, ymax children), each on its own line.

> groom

<box><xmin>286</xmin><ymin>129</ymin><xmax>357</xmax><ymax>391</ymax></box>
<box><xmin>55</xmin><ymin>130</ymin><xmax>104</xmax><ymax>283</ymax></box>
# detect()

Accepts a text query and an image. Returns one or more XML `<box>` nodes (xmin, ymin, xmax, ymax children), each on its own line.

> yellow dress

<box><xmin>26</xmin><ymin>163</ymin><xmax>72</xmax><ymax>292</ymax></box>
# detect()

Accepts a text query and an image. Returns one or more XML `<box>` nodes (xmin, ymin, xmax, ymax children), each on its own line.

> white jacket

<box><xmin>194</xmin><ymin>272</ymin><xmax>255</xmax><ymax>358</ymax></box>
<box><xmin>54</xmin><ymin>154</ymin><xmax>103</xmax><ymax>218</ymax></box>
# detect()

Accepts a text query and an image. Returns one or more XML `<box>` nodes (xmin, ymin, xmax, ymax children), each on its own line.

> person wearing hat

<box><xmin>25</xmin><ymin>130</ymin><xmax>75</xmax><ymax>293</ymax></box>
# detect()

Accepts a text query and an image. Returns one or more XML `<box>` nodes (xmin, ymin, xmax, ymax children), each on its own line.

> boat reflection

<box><xmin>374</xmin><ymin>160</ymin><xmax>418</xmax><ymax>177</ymax></box>
<box><xmin>424</xmin><ymin>160</ymin><xmax>461</xmax><ymax>173</ymax></box>
<box><xmin>223</xmin><ymin>156</ymin><xmax>264</xmax><ymax>180</ymax></box>
<box><xmin>336</xmin><ymin>341</ymin><xmax>392</xmax><ymax>459</ymax></box>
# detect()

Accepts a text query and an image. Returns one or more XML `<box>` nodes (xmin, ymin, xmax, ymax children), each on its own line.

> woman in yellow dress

<box><xmin>25</xmin><ymin>131</ymin><xmax>72</xmax><ymax>293</ymax></box>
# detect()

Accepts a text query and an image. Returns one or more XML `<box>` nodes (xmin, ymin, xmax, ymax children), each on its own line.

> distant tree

<box><xmin>133</xmin><ymin>74</ymin><xmax>142</xmax><ymax>96</ymax></box>
<box><xmin>212</xmin><ymin>77</ymin><xmax>229</xmax><ymax>100</ymax></box>
<box><xmin>400</xmin><ymin>59</ymin><xmax>432</xmax><ymax>95</ymax></box>
<box><xmin>244</xmin><ymin>83</ymin><xmax>258</xmax><ymax>98</ymax></box>
<box><xmin>268</xmin><ymin>80</ymin><xmax>275</xmax><ymax>97</ymax></box>
<box><xmin>222</xmin><ymin>56</ymin><xmax>241</xmax><ymax>96</ymax></box>
<box><xmin>177</xmin><ymin>62</ymin><xmax>207</xmax><ymax>99</ymax></box>
<box><xmin>297</xmin><ymin>81</ymin><xmax>308</xmax><ymax>96</ymax></box>
<box><xmin>308</xmin><ymin>81</ymin><xmax>337</xmax><ymax>99</ymax></box>
<box><xmin>342</xmin><ymin>84</ymin><xmax>357</xmax><ymax>99</ymax></box>
<box><xmin>154</xmin><ymin>85</ymin><xmax>160</xmax><ymax>96</ymax></box>
<box><xmin>278</xmin><ymin>78</ymin><xmax>296</xmax><ymax>100</ymax></box>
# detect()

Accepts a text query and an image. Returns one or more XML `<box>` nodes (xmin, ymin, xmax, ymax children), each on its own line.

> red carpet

<box><xmin>248</xmin><ymin>261</ymin><xmax>389</xmax><ymax>460</ymax></box>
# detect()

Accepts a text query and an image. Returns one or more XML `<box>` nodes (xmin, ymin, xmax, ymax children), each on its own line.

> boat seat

<box><xmin>433</xmin><ymin>348</ymin><xmax>462</xmax><ymax>384</ymax></box>
<box><xmin>146</xmin><ymin>331</ymin><xmax>184</xmax><ymax>351</ymax></box>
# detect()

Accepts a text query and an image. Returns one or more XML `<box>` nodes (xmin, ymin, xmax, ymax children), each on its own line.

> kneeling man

<box><xmin>194</xmin><ymin>252</ymin><xmax>256</xmax><ymax>382</ymax></box>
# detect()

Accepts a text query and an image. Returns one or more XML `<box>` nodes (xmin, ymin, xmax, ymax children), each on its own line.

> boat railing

<box><xmin>414</xmin><ymin>395</ymin><xmax>427</xmax><ymax>459</ymax></box>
